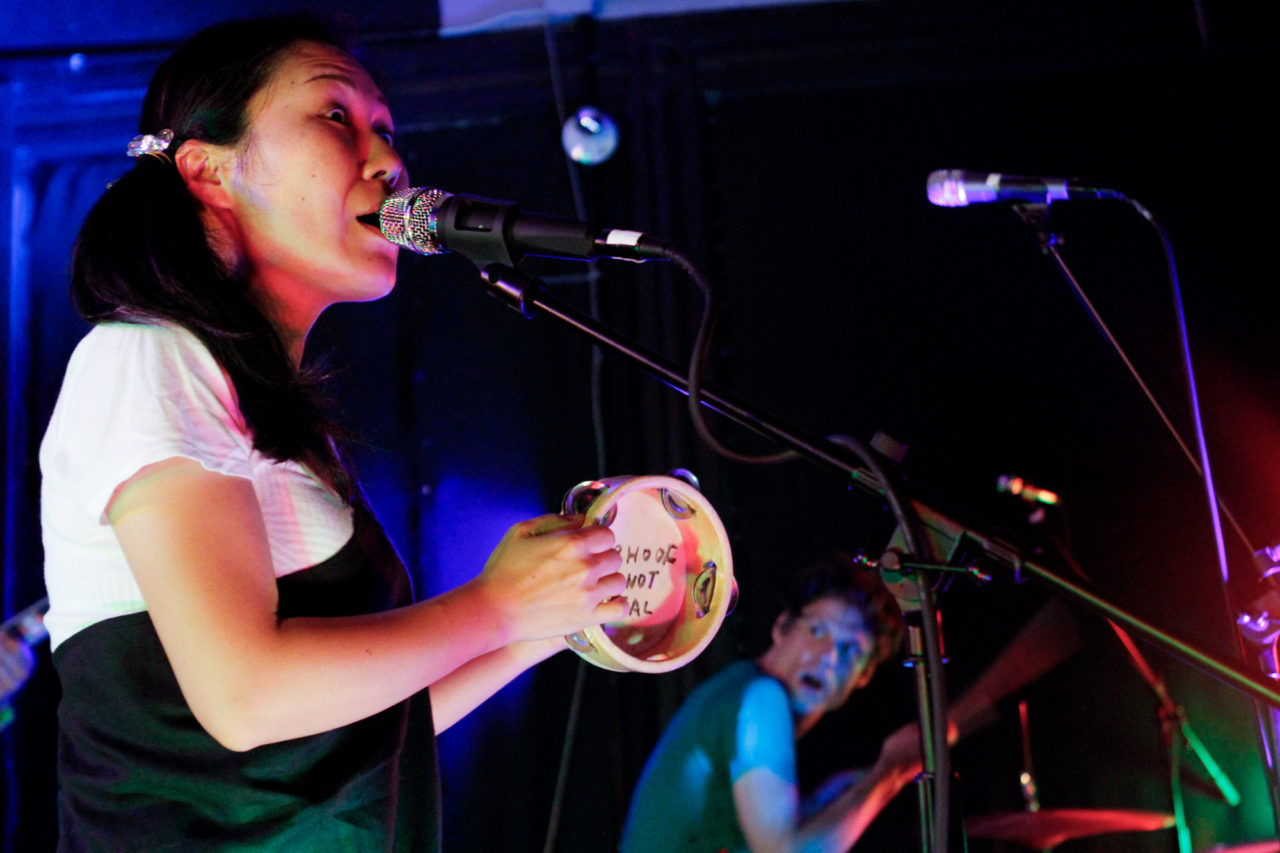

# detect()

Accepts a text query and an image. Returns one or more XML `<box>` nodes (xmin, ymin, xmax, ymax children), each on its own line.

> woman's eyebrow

<box><xmin>304</xmin><ymin>71</ymin><xmax>387</xmax><ymax>106</ymax></box>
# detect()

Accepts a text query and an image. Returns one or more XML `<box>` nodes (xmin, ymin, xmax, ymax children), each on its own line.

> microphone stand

<box><xmin>1009</xmin><ymin>202</ymin><xmax>1259</xmax><ymax>844</ymax></box>
<box><xmin>471</xmin><ymin>260</ymin><xmax>1280</xmax><ymax>850</ymax></box>
<box><xmin>480</xmin><ymin>261</ymin><xmax>956</xmax><ymax>852</ymax></box>
<box><xmin>1040</xmin><ymin>524</ymin><xmax>1241</xmax><ymax>853</ymax></box>
<box><xmin>1118</xmin><ymin>624</ymin><xmax>1240</xmax><ymax>853</ymax></box>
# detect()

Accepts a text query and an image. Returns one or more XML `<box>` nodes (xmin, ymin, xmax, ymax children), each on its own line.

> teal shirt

<box><xmin>620</xmin><ymin>661</ymin><xmax>796</xmax><ymax>853</ymax></box>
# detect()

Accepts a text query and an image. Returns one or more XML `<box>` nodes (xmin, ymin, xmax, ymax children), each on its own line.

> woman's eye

<box><xmin>377</xmin><ymin>130</ymin><xmax>396</xmax><ymax>146</ymax></box>
<box><xmin>326</xmin><ymin>107</ymin><xmax>349</xmax><ymax>124</ymax></box>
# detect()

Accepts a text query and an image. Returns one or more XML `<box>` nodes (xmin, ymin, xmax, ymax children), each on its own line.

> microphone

<box><xmin>926</xmin><ymin>170</ymin><xmax>1122</xmax><ymax>208</ymax></box>
<box><xmin>996</xmin><ymin>475</ymin><xmax>1060</xmax><ymax>506</ymax></box>
<box><xmin>362</xmin><ymin>186</ymin><xmax>672</xmax><ymax>266</ymax></box>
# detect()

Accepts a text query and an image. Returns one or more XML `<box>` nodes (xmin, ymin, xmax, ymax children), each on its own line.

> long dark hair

<box><xmin>71</xmin><ymin>14</ymin><xmax>357</xmax><ymax>499</ymax></box>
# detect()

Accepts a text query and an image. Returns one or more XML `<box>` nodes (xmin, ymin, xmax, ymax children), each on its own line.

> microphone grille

<box><xmin>380</xmin><ymin>186</ymin><xmax>451</xmax><ymax>255</ymax></box>
<box><xmin>926</xmin><ymin>169</ymin><xmax>974</xmax><ymax>207</ymax></box>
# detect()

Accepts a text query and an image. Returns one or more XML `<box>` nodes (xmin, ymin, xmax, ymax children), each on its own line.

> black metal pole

<box><xmin>475</xmin><ymin>261</ymin><xmax>1280</xmax><ymax>708</ymax></box>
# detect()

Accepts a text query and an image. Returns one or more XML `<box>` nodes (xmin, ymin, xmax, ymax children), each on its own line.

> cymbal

<box><xmin>964</xmin><ymin>808</ymin><xmax>1175</xmax><ymax>849</ymax></box>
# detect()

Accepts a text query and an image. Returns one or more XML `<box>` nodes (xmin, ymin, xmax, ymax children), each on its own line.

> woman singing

<box><xmin>40</xmin><ymin>14</ymin><xmax>626</xmax><ymax>850</ymax></box>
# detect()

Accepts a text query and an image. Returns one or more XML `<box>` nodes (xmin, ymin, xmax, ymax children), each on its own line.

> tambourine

<box><xmin>561</xmin><ymin>474</ymin><xmax>736</xmax><ymax>673</ymax></box>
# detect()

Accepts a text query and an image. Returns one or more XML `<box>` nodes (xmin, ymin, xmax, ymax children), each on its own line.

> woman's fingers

<box><xmin>518</xmin><ymin>512</ymin><xmax>586</xmax><ymax>538</ymax></box>
<box><xmin>584</xmin><ymin>541</ymin><xmax>623</xmax><ymax>583</ymax></box>
<box><xmin>480</xmin><ymin>512</ymin><xmax>634</xmax><ymax>642</ymax></box>
<box><xmin>518</xmin><ymin>515</ymin><xmax>623</xmax><ymax>590</ymax></box>
<box><xmin>591</xmin><ymin>596</ymin><xmax>630</xmax><ymax>624</ymax></box>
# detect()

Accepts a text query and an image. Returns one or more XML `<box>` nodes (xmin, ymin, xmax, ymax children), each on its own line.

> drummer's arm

<box><xmin>429</xmin><ymin>637</ymin><xmax>564</xmax><ymax>734</ymax></box>
<box><xmin>734</xmin><ymin>717</ymin><xmax>920</xmax><ymax>853</ymax></box>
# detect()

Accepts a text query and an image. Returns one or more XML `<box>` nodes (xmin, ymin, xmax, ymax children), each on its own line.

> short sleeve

<box><xmin>40</xmin><ymin>322</ymin><xmax>254</xmax><ymax>524</ymax></box>
<box><xmin>730</xmin><ymin>675</ymin><xmax>797</xmax><ymax>785</ymax></box>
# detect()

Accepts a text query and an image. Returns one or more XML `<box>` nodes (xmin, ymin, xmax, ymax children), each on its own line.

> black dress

<box><xmin>52</xmin><ymin>500</ymin><xmax>440</xmax><ymax>852</ymax></box>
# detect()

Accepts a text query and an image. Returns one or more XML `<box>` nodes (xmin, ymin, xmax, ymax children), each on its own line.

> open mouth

<box><xmin>799</xmin><ymin>673</ymin><xmax>825</xmax><ymax>692</ymax></box>
<box><xmin>357</xmin><ymin>212</ymin><xmax>382</xmax><ymax>228</ymax></box>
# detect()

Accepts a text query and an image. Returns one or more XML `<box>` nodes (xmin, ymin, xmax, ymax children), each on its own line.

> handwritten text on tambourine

<box><xmin>620</xmin><ymin>542</ymin><xmax>680</xmax><ymax>620</ymax></box>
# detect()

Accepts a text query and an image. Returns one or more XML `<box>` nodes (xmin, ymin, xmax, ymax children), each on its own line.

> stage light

<box><xmin>561</xmin><ymin>107</ymin><xmax>619</xmax><ymax>165</ymax></box>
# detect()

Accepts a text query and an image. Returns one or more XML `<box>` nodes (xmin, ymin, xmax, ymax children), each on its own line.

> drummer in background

<box><xmin>619</xmin><ymin>553</ymin><xmax>920</xmax><ymax>853</ymax></box>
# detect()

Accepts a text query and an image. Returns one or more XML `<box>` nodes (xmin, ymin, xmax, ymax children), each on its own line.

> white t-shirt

<box><xmin>40</xmin><ymin>321</ymin><xmax>354</xmax><ymax>651</ymax></box>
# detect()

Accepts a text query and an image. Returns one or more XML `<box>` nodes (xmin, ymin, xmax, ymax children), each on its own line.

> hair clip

<box><xmin>126</xmin><ymin>129</ymin><xmax>174</xmax><ymax>158</ymax></box>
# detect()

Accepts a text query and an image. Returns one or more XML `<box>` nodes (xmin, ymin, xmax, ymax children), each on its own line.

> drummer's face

<box><xmin>769</xmin><ymin>595</ymin><xmax>875</xmax><ymax>717</ymax></box>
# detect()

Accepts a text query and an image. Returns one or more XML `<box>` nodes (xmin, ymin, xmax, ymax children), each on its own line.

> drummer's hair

<box><xmin>780</xmin><ymin>552</ymin><xmax>904</xmax><ymax>667</ymax></box>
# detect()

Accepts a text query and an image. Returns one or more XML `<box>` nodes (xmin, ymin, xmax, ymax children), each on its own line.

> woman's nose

<box><xmin>367</xmin><ymin>143</ymin><xmax>405</xmax><ymax>191</ymax></box>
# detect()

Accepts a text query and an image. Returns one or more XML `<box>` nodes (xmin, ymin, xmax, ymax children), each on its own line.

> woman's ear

<box><xmin>174</xmin><ymin>140</ymin><xmax>234</xmax><ymax>210</ymax></box>
<box><xmin>173</xmin><ymin>139</ymin><xmax>242</xmax><ymax>268</ymax></box>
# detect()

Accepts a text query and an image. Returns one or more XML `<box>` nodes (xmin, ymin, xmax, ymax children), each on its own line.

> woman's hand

<box><xmin>472</xmin><ymin>514</ymin><xmax>628</xmax><ymax>645</ymax></box>
<box><xmin>109</xmin><ymin>460</ymin><xmax>627</xmax><ymax>749</ymax></box>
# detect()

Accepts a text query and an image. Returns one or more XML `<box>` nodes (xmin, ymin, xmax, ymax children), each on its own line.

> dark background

<box><xmin>3</xmin><ymin>1</ymin><xmax>1279</xmax><ymax>850</ymax></box>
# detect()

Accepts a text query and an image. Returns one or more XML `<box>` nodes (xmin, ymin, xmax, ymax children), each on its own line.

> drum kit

<box><xmin>964</xmin><ymin>807</ymin><xmax>1175</xmax><ymax>850</ymax></box>
<box><xmin>963</xmin><ymin>807</ymin><xmax>1277</xmax><ymax>852</ymax></box>
<box><xmin>957</xmin><ymin>694</ymin><xmax>1263</xmax><ymax>852</ymax></box>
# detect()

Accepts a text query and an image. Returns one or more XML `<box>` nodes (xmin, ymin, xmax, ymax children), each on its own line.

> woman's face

<box><xmin>221</xmin><ymin>40</ymin><xmax>407</xmax><ymax>339</ymax></box>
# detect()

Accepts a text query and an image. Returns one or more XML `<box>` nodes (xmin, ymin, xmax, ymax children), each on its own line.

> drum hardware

<box><xmin>1017</xmin><ymin>700</ymin><xmax>1039</xmax><ymax>813</ymax></box>
<box><xmin>964</xmin><ymin>696</ymin><xmax>1174</xmax><ymax>850</ymax></box>
<box><xmin>964</xmin><ymin>808</ymin><xmax>1175</xmax><ymax>850</ymax></box>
